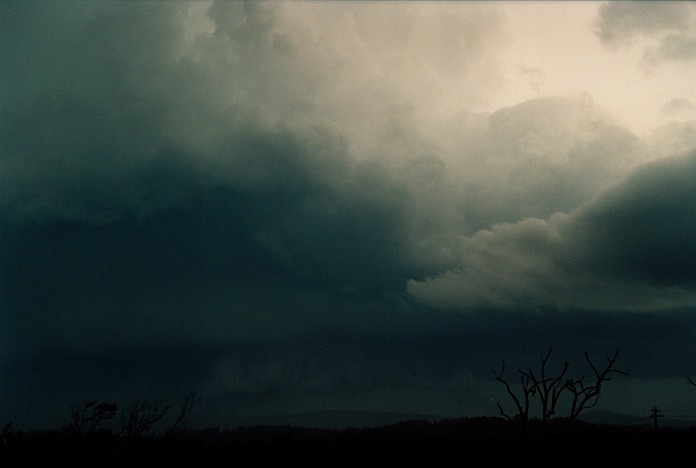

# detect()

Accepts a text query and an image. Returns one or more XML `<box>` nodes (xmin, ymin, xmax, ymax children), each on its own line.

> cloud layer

<box><xmin>408</xmin><ymin>148</ymin><xmax>696</xmax><ymax>311</ymax></box>
<box><xmin>2</xmin><ymin>1</ymin><xmax>696</xmax><ymax>431</ymax></box>
<box><xmin>594</xmin><ymin>1</ymin><xmax>696</xmax><ymax>65</ymax></box>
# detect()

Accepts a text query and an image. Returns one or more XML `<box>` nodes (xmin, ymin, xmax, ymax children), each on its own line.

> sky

<box><xmin>2</xmin><ymin>0</ymin><xmax>696</xmax><ymax>431</ymax></box>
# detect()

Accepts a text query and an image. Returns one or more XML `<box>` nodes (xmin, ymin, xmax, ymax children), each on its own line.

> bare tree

<box><xmin>565</xmin><ymin>348</ymin><xmax>628</xmax><ymax>424</ymax></box>
<box><xmin>521</xmin><ymin>348</ymin><xmax>570</xmax><ymax>430</ymax></box>
<box><xmin>68</xmin><ymin>400</ymin><xmax>118</xmax><ymax>434</ymax></box>
<box><xmin>165</xmin><ymin>392</ymin><xmax>201</xmax><ymax>437</ymax></box>
<box><xmin>120</xmin><ymin>399</ymin><xmax>170</xmax><ymax>439</ymax></box>
<box><xmin>492</xmin><ymin>359</ymin><xmax>536</xmax><ymax>431</ymax></box>
<box><xmin>493</xmin><ymin>347</ymin><xmax>626</xmax><ymax>433</ymax></box>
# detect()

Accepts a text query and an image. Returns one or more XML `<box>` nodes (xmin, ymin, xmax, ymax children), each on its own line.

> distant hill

<box><xmin>230</xmin><ymin>409</ymin><xmax>451</xmax><ymax>430</ymax></box>
<box><xmin>227</xmin><ymin>408</ymin><xmax>696</xmax><ymax>431</ymax></box>
<box><xmin>579</xmin><ymin>409</ymin><xmax>696</xmax><ymax>428</ymax></box>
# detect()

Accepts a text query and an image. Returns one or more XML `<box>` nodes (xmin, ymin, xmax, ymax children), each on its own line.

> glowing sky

<box><xmin>498</xmin><ymin>1</ymin><xmax>696</xmax><ymax>138</ymax></box>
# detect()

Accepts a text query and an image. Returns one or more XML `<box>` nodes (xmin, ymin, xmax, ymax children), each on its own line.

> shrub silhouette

<box><xmin>165</xmin><ymin>392</ymin><xmax>201</xmax><ymax>437</ymax></box>
<box><xmin>120</xmin><ymin>398</ymin><xmax>171</xmax><ymax>439</ymax></box>
<box><xmin>67</xmin><ymin>401</ymin><xmax>118</xmax><ymax>435</ymax></box>
<box><xmin>63</xmin><ymin>392</ymin><xmax>201</xmax><ymax>440</ymax></box>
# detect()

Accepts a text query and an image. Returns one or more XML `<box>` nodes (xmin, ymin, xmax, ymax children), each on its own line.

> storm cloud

<box><xmin>594</xmin><ymin>1</ymin><xmax>696</xmax><ymax>66</ymax></box>
<box><xmin>2</xmin><ymin>1</ymin><xmax>696</xmax><ymax>431</ymax></box>
<box><xmin>407</xmin><ymin>148</ymin><xmax>696</xmax><ymax>311</ymax></box>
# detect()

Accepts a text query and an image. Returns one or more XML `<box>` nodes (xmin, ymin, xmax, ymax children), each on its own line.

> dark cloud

<box><xmin>402</xmin><ymin>95</ymin><xmax>644</xmax><ymax>276</ymax></box>
<box><xmin>594</xmin><ymin>1</ymin><xmax>694</xmax><ymax>47</ymax></box>
<box><xmin>408</xmin><ymin>149</ymin><xmax>696</xmax><ymax>311</ymax></box>
<box><xmin>0</xmin><ymin>0</ymin><xmax>507</xmax><ymax>228</ymax></box>
<box><xmin>0</xmin><ymin>173</ymin><xmax>423</xmax><ymax>355</ymax></box>
<box><xmin>0</xmin><ymin>2</ymin><xmax>202</xmax><ymax>222</ymax></box>
<box><xmin>594</xmin><ymin>1</ymin><xmax>696</xmax><ymax>66</ymax></box>
<box><xmin>2</xmin><ymin>1</ymin><xmax>696</xmax><ymax>432</ymax></box>
<box><xmin>473</xmin><ymin>97</ymin><xmax>639</xmax><ymax>222</ymax></box>
<box><xmin>643</xmin><ymin>32</ymin><xmax>696</xmax><ymax>65</ymax></box>
<box><xmin>573</xmin><ymin>149</ymin><xmax>696</xmax><ymax>287</ymax></box>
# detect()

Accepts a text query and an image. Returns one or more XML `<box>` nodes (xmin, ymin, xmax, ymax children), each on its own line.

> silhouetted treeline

<box><xmin>2</xmin><ymin>417</ymin><xmax>695</xmax><ymax>467</ymax></box>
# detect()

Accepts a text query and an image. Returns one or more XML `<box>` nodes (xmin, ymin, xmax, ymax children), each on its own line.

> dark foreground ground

<box><xmin>2</xmin><ymin>417</ymin><xmax>694</xmax><ymax>467</ymax></box>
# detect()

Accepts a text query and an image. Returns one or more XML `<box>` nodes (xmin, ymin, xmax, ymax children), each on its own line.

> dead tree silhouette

<box><xmin>492</xmin><ymin>359</ymin><xmax>535</xmax><ymax>432</ymax></box>
<box><xmin>493</xmin><ymin>347</ymin><xmax>627</xmax><ymax>433</ymax></box>
<box><xmin>522</xmin><ymin>348</ymin><xmax>570</xmax><ymax>429</ymax></box>
<box><xmin>565</xmin><ymin>349</ymin><xmax>627</xmax><ymax>426</ymax></box>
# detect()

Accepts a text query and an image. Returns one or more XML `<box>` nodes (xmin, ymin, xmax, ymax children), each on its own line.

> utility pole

<box><xmin>650</xmin><ymin>406</ymin><xmax>663</xmax><ymax>432</ymax></box>
<box><xmin>649</xmin><ymin>406</ymin><xmax>664</xmax><ymax>459</ymax></box>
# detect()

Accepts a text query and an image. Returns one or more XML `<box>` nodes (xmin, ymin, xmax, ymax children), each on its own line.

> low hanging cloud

<box><xmin>407</xmin><ymin>148</ymin><xmax>696</xmax><ymax>312</ymax></box>
<box><xmin>1</xmin><ymin>1</ymin><xmax>691</xmax><ymax>354</ymax></box>
<box><xmin>0</xmin><ymin>1</ymin><xmax>649</xmax><ymax>297</ymax></box>
<box><xmin>594</xmin><ymin>1</ymin><xmax>696</xmax><ymax>66</ymax></box>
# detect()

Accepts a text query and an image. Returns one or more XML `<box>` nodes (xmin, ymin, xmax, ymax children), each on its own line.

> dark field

<box><xmin>2</xmin><ymin>417</ymin><xmax>694</xmax><ymax>467</ymax></box>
